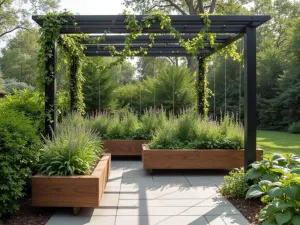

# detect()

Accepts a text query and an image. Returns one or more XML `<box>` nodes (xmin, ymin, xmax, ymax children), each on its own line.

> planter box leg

<box><xmin>149</xmin><ymin>169</ymin><xmax>153</xmax><ymax>175</ymax></box>
<box><xmin>73</xmin><ymin>207</ymin><xmax>81</xmax><ymax>216</ymax></box>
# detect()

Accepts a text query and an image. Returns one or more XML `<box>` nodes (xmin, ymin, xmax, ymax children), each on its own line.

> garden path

<box><xmin>46</xmin><ymin>159</ymin><xmax>250</xmax><ymax>225</ymax></box>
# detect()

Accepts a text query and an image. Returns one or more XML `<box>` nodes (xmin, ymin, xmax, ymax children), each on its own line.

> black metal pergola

<box><xmin>33</xmin><ymin>14</ymin><xmax>270</xmax><ymax>168</ymax></box>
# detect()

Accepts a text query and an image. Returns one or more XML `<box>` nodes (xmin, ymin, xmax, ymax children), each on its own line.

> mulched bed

<box><xmin>225</xmin><ymin>197</ymin><xmax>265</xmax><ymax>225</ymax></box>
<box><xmin>1</xmin><ymin>195</ymin><xmax>55</xmax><ymax>225</ymax></box>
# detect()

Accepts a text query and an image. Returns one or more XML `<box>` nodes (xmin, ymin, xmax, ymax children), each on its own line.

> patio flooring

<box><xmin>46</xmin><ymin>159</ymin><xmax>250</xmax><ymax>225</ymax></box>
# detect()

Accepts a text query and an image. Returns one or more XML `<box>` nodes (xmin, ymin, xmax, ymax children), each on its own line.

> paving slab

<box><xmin>118</xmin><ymin>199</ymin><xmax>204</xmax><ymax>207</ymax></box>
<box><xmin>46</xmin><ymin>160</ymin><xmax>249</xmax><ymax>225</ymax></box>
<box><xmin>179</xmin><ymin>206</ymin><xmax>241</xmax><ymax>216</ymax></box>
<box><xmin>205</xmin><ymin>215</ymin><xmax>250</xmax><ymax>225</ymax></box>
<box><xmin>79</xmin><ymin>207</ymin><xmax>117</xmax><ymax>216</ymax></box>
<box><xmin>115</xmin><ymin>216</ymin><xmax>169</xmax><ymax>225</ymax></box>
<box><xmin>46</xmin><ymin>215</ymin><xmax>116</xmax><ymax>225</ymax></box>
<box><xmin>116</xmin><ymin>206</ymin><xmax>189</xmax><ymax>216</ymax></box>
<box><xmin>157</xmin><ymin>215</ymin><xmax>208</xmax><ymax>225</ymax></box>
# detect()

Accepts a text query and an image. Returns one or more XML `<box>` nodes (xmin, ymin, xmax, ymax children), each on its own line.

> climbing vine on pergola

<box><xmin>33</xmin><ymin>11</ymin><xmax>270</xmax><ymax>168</ymax></box>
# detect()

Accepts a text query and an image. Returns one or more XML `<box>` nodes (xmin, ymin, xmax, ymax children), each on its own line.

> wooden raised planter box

<box><xmin>102</xmin><ymin>140</ymin><xmax>149</xmax><ymax>156</ymax></box>
<box><xmin>32</xmin><ymin>153</ymin><xmax>111</xmax><ymax>214</ymax></box>
<box><xmin>142</xmin><ymin>144</ymin><xmax>263</xmax><ymax>171</ymax></box>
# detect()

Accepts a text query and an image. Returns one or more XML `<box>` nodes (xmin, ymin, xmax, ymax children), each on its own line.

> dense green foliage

<box><xmin>149</xmin><ymin>112</ymin><xmax>244</xmax><ymax>149</ymax></box>
<box><xmin>288</xmin><ymin>122</ymin><xmax>300</xmax><ymax>134</ymax></box>
<box><xmin>245</xmin><ymin>153</ymin><xmax>300</xmax><ymax>225</ymax></box>
<box><xmin>0</xmin><ymin>89</ymin><xmax>44</xmax><ymax>131</ymax></box>
<box><xmin>90</xmin><ymin>110</ymin><xmax>167</xmax><ymax>140</ymax></box>
<box><xmin>114</xmin><ymin>65</ymin><xmax>197</xmax><ymax>114</ymax></box>
<box><xmin>136</xmin><ymin>57</ymin><xmax>172</xmax><ymax>80</ymax></box>
<box><xmin>0</xmin><ymin>29</ymin><xmax>40</xmax><ymax>86</ymax></box>
<box><xmin>0</xmin><ymin>72</ymin><xmax>4</xmax><ymax>92</ymax></box>
<box><xmin>3</xmin><ymin>78</ymin><xmax>35</xmax><ymax>93</ymax></box>
<box><xmin>0</xmin><ymin>108</ymin><xmax>40</xmax><ymax>216</ymax></box>
<box><xmin>220</xmin><ymin>153</ymin><xmax>300</xmax><ymax>224</ymax></box>
<box><xmin>82</xmin><ymin>58</ymin><xmax>135</xmax><ymax>113</ymax></box>
<box><xmin>207</xmin><ymin>1</ymin><xmax>300</xmax><ymax>131</ymax></box>
<box><xmin>39</xmin><ymin>115</ymin><xmax>103</xmax><ymax>176</ymax></box>
<box><xmin>220</xmin><ymin>169</ymin><xmax>249</xmax><ymax>198</ymax></box>
<box><xmin>83</xmin><ymin>58</ymin><xmax>118</xmax><ymax>113</ymax></box>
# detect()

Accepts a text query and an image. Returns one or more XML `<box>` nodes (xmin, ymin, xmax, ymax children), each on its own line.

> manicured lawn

<box><xmin>257</xmin><ymin>130</ymin><xmax>300</xmax><ymax>155</ymax></box>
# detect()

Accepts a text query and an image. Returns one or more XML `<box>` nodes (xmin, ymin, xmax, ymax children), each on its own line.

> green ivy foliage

<box><xmin>0</xmin><ymin>109</ymin><xmax>40</xmax><ymax>217</ymax></box>
<box><xmin>37</xmin><ymin>10</ymin><xmax>240</xmax><ymax>120</ymax></box>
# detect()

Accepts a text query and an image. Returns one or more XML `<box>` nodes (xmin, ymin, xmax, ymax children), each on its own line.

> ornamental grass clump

<box><xmin>149</xmin><ymin>112</ymin><xmax>244</xmax><ymax>149</ymax></box>
<box><xmin>39</xmin><ymin>115</ymin><xmax>103</xmax><ymax>176</ymax></box>
<box><xmin>121</xmin><ymin>111</ymin><xmax>141</xmax><ymax>138</ymax></box>
<box><xmin>90</xmin><ymin>110</ymin><xmax>167</xmax><ymax>140</ymax></box>
<box><xmin>91</xmin><ymin>112</ymin><xmax>141</xmax><ymax>139</ymax></box>
<box><xmin>138</xmin><ymin>108</ymin><xmax>168</xmax><ymax>139</ymax></box>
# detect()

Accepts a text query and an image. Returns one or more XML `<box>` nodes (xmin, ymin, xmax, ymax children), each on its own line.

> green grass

<box><xmin>257</xmin><ymin>130</ymin><xmax>300</xmax><ymax>155</ymax></box>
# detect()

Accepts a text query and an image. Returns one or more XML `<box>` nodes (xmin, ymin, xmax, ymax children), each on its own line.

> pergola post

<box><xmin>197</xmin><ymin>57</ymin><xmax>205</xmax><ymax>115</ymax></box>
<box><xmin>244</xmin><ymin>27</ymin><xmax>257</xmax><ymax>168</ymax></box>
<box><xmin>45</xmin><ymin>41</ymin><xmax>57</xmax><ymax>138</ymax></box>
<box><xmin>70</xmin><ymin>57</ymin><xmax>78</xmax><ymax>112</ymax></box>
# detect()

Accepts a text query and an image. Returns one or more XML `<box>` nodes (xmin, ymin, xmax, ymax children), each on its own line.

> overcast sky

<box><xmin>60</xmin><ymin>0</ymin><xmax>129</xmax><ymax>15</ymax></box>
<box><xmin>59</xmin><ymin>0</ymin><xmax>138</xmax><ymax>66</ymax></box>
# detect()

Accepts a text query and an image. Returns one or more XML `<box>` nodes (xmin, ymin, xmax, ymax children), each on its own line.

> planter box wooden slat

<box><xmin>32</xmin><ymin>153</ymin><xmax>111</xmax><ymax>208</ymax></box>
<box><xmin>142</xmin><ymin>145</ymin><xmax>263</xmax><ymax>170</ymax></box>
<box><xmin>103</xmin><ymin>140</ymin><xmax>149</xmax><ymax>156</ymax></box>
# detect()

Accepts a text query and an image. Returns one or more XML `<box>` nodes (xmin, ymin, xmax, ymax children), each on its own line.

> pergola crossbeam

<box><xmin>83</xmin><ymin>34</ymin><xmax>232</xmax><ymax>44</ymax></box>
<box><xmin>32</xmin><ymin>14</ymin><xmax>271</xmax><ymax>169</ymax></box>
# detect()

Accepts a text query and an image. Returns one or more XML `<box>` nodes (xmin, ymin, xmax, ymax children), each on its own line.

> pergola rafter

<box><xmin>32</xmin><ymin>14</ymin><xmax>270</xmax><ymax>168</ymax></box>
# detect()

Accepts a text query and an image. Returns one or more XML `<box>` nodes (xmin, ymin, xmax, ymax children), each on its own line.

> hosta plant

<box><xmin>246</xmin><ymin>154</ymin><xmax>300</xmax><ymax>225</ymax></box>
<box><xmin>246</xmin><ymin>153</ymin><xmax>300</xmax><ymax>184</ymax></box>
<box><xmin>246</xmin><ymin>173</ymin><xmax>300</xmax><ymax>225</ymax></box>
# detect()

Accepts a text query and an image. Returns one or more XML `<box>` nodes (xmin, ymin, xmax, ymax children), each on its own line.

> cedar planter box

<box><xmin>32</xmin><ymin>153</ymin><xmax>111</xmax><ymax>212</ymax></box>
<box><xmin>142</xmin><ymin>144</ymin><xmax>263</xmax><ymax>170</ymax></box>
<box><xmin>102</xmin><ymin>140</ymin><xmax>149</xmax><ymax>156</ymax></box>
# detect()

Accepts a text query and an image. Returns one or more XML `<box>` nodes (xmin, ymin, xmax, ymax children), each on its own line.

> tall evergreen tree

<box><xmin>0</xmin><ymin>29</ymin><xmax>39</xmax><ymax>86</ymax></box>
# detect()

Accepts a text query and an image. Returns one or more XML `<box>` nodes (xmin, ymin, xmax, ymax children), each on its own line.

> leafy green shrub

<box><xmin>154</xmin><ymin>65</ymin><xmax>196</xmax><ymax>114</ymax></box>
<box><xmin>113</xmin><ymin>65</ymin><xmax>196</xmax><ymax>114</ymax></box>
<box><xmin>39</xmin><ymin>115</ymin><xmax>103</xmax><ymax>176</ymax></box>
<box><xmin>0</xmin><ymin>109</ymin><xmax>40</xmax><ymax>216</ymax></box>
<box><xmin>0</xmin><ymin>89</ymin><xmax>44</xmax><ymax>131</ymax></box>
<box><xmin>219</xmin><ymin>169</ymin><xmax>249</xmax><ymax>198</ymax></box>
<box><xmin>3</xmin><ymin>78</ymin><xmax>35</xmax><ymax>93</ymax></box>
<box><xmin>245</xmin><ymin>153</ymin><xmax>300</xmax><ymax>225</ymax></box>
<box><xmin>288</xmin><ymin>121</ymin><xmax>300</xmax><ymax>134</ymax></box>
<box><xmin>246</xmin><ymin>153</ymin><xmax>300</xmax><ymax>184</ymax></box>
<box><xmin>149</xmin><ymin>112</ymin><xmax>244</xmax><ymax>149</ymax></box>
<box><xmin>246</xmin><ymin>169</ymin><xmax>300</xmax><ymax>225</ymax></box>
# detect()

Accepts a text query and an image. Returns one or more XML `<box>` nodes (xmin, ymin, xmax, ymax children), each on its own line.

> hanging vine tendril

<box><xmin>37</xmin><ymin>10</ymin><xmax>241</xmax><ymax>117</ymax></box>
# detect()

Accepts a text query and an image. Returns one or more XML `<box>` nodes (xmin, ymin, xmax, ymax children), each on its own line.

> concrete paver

<box><xmin>46</xmin><ymin>159</ymin><xmax>249</xmax><ymax>225</ymax></box>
